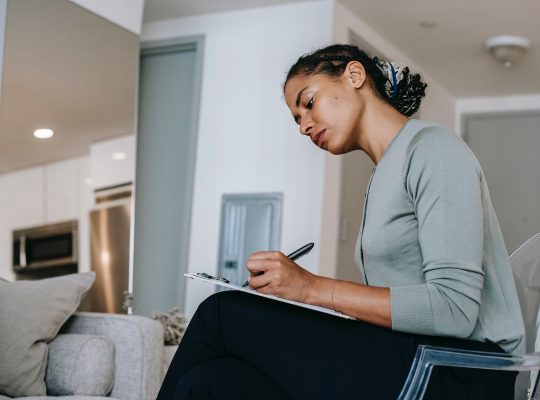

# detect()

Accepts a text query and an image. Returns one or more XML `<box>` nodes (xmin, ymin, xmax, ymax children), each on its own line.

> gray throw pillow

<box><xmin>0</xmin><ymin>272</ymin><xmax>95</xmax><ymax>398</ymax></box>
<box><xmin>46</xmin><ymin>334</ymin><xmax>115</xmax><ymax>396</ymax></box>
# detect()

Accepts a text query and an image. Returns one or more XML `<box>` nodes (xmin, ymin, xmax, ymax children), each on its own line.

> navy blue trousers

<box><xmin>158</xmin><ymin>291</ymin><xmax>516</xmax><ymax>399</ymax></box>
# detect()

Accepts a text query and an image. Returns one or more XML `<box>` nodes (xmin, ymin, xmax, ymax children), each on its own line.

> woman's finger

<box><xmin>249</xmin><ymin>271</ymin><xmax>274</xmax><ymax>289</ymax></box>
<box><xmin>248</xmin><ymin>251</ymin><xmax>284</xmax><ymax>260</ymax></box>
<box><xmin>255</xmin><ymin>284</ymin><xmax>276</xmax><ymax>295</ymax></box>
<box><xmin>246</xmin><ymin>258</ymin><xmax>281</xmax><ymax>273</ymax></box>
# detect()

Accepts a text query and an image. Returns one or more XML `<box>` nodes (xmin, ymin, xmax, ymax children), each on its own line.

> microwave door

<box><xmin>88</xmin><ymin>202</ymin><xmax>131</xmax><ymax>313</ymax></box>
<box><xmin>12</xmin><ymin>220</ymin><xmax>78</xmax><ymax>272</ymax></box>
<box><xmin>25</xmin><ymin>233</ymin><xmax>76</xmax><ymax>268</ymax></box>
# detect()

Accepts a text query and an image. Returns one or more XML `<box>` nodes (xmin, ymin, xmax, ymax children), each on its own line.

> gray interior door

<box><xmin>464</xmin><ymin>113</ymin><xmax>540</xmax><ymax>254</ymax></box>
<box><xmin>133</xmin><ymin>38</ymin><xmax>201</xmax><ymax>316</ymax></box>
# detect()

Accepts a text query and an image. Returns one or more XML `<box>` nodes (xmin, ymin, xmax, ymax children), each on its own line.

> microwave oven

<box><xmin>12</xmin><ymin>220</ymin><xmax>78</xmax><ymax>272</ymax></box>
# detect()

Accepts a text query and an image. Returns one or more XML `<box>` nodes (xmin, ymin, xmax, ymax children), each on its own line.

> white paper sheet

<box><xmin>185</xmin><ymin>272</ymin><xmax>355</xmax><ymax>320</ymax></box>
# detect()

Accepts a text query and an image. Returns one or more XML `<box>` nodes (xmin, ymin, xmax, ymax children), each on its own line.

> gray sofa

<box><xmin>0</xmin><ymin>312</ymin><xmax>165</xmax><ymax>400</ymax></box>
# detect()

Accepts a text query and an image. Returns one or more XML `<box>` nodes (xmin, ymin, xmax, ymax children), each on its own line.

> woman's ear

<box><xmin>344</xmin><ymin>61</ymin><xmax>366</xmax><ymax>89</ymax></box>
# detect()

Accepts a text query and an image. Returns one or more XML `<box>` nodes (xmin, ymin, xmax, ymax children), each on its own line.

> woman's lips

<box><xmin>313</xmin><ymin>129</ymin><xmax>326</xmax><ymax>147</ymax></box>
<box><xmin>317</xmin><ymin>131</ymin><xmax>326</xmax><ymax>147</ymax></box>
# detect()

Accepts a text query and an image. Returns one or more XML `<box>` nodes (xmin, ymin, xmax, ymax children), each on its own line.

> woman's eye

<box><xmin>306</xmin><ymin>97</ymin><xmax>314</xmax><ymax>109</ymax></box>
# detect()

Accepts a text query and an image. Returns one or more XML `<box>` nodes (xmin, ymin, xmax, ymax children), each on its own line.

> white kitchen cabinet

<box><xmin>0</xmin><ymin>166</ymin><xmax>45</xmax><ymax>280</ymax></box>
<box><xmin>1</xmin><ymin>166</ymin><xmax>46</xmax><ymax>229</ymax></box>
<box><xmin>0</xmin><ymin>221</ymin><xmax>12</xmax><ymax>280</ymax></box>
<box><xmin>44</xmin><ymin>156</ymin><xmax>93</xmax><ymax>274</ymax></box>
<box><xmin>0</xmin><ymin>174</ymin><xmax>13</xmax><ymax>280</ymax></box>
<box><xmin>90</xmin><ymin>134</ymin><xmax>135</xmax><ymax>190</ymax></box>
<box><xmin>45</xmin><ymin>158</ymin><xmax>78</xmax><ymax>223</ymax></box>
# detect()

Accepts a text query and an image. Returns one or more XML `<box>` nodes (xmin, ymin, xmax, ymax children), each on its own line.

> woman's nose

<box><xmin>300</xmin><ymin>119</ymin><xmax>314</xmax><ymax>136</ymax></box>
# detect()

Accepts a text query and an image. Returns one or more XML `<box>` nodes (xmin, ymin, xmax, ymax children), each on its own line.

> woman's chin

<box><xmin>327</xmin><ymin>147</ymin><xmax>340</xmax><ymax>155</ymax></box>
<box><xmin>325</xmin><ymin>142</ymin><xmax>349</xmax><ymax>156</ymax></box>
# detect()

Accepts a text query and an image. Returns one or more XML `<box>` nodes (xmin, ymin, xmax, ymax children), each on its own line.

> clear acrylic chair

<box><xmin>397</xmin><ymin>232</ymin><xmax>540</xmax><ymax>400</ymax></box>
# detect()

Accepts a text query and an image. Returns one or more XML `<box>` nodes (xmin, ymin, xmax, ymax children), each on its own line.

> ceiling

<box><xmin>338</xmin><ymin>0</ymin><xmax>540</xmax><ymax>97</ymax></box>
<box><xmin>0</xmin><ymin>0</ymin><xmax>138</xmax><ymax>174</ymax></box>
<box><xmin>142</xmin><ymin>0</ymin><xmax>317</xmax><ymax>23</ymax></box>
<box><xmin>144</xmin><ymin>0</ymin><xmax>540</xmax><ymax>98</ymax></box>
<box><xmin>1</xmin><ymin>0</ymin><xmax>537</xmax><ymax>174</ymax></box>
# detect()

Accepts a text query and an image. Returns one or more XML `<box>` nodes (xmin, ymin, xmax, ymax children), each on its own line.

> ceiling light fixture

<box><xmin>112</xmin><ymin>152</ymin><xmax>127</xmax><ymax>161</ymax></box>
<box><xmin>33</xmin><ymin>128</ymin><xmax>54</xmax><ymax>139</ymax></box>
<box><xmin>485</xmin><ymin>35</ymin><xmax>530</xmax><ymax>67</ymax></box>
<box><xmin>419</xmin><ymin>21</ymin><xmax>437</xmax><ymax>29</ymax></box>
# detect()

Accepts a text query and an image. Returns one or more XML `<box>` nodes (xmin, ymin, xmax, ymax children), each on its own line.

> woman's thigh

<box><xmin>162</xmin><ymin>290</ymin><xmax>415</xmax><ymax>400</ymax></box>
<box><xmin>161</xmin><ymin>290</ymin><xmax>516</xmax><ymax>400</ymax></box>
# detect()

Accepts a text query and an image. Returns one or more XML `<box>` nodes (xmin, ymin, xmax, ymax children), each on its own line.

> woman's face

<box><xmin>284</xmin><ymin>69</ymin><xmax>364</xmax><ymax>155</ymax></box>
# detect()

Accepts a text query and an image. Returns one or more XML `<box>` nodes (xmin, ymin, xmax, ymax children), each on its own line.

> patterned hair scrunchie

<box><xmin>376</xmin><ymin>60</ymin><xmax>408</xmax><ymax>99</ymax></box>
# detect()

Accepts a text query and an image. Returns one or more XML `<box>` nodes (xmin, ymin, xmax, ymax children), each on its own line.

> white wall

<box><xmin>142</xmin><ymin>0</ymin><xmax>334</xmax><ymax>317</ymax></box>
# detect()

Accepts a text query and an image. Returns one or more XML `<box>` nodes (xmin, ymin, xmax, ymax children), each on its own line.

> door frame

<box><xmin>131</xmin><ymin>34</ymin><xmax>205</xmax><ymax>313</ymax></box>
<box><xmin>462</xmin><ymin>109</ymin><xmax>540</xmax><ymax>142</ymax></box>
<box><xmin>455</xmin><ymin>94</ymin><xmax>540</xmax><ymax>138</ymax></box>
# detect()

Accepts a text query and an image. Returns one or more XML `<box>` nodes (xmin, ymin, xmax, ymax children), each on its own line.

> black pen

<box><xmin>242</xmin><ymin>242</ymin><xmax>314</xmax><ymax>287</ymax></box>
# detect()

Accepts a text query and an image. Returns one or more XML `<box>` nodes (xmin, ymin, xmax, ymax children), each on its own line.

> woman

<box><xmin>158</xmin><ymin>44</ymin><xmax>525</xmax><ymax>399</ymax></box>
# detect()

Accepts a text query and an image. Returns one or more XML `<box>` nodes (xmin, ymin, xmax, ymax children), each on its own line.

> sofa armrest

<box><xmin>162</xmin><ymin>345</ymin><xmax>179</xmax><ymax>381</ymax></box>
<box><xmin>60</xmin><ymin>312</ymin><xmax>164</xmax><ymax>400</ymax></box>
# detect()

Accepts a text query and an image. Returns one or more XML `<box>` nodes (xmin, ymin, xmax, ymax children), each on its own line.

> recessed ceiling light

<box><xmin>419</xmin><ymin>21</ymin><xmax>437</xmax><ymax>29</ymax></box>
<box><xmin>112</xmin><ymin>152</ymin><xmax>127</xmax><ymax>161</ymax></box>
<box><xmin>33</xmin><ymin>128</ymin><xmax>54</xmax><ymax>139</ymax></box>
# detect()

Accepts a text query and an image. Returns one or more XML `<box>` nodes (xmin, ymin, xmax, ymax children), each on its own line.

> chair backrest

<box><xmin>510</xmin><ymin>232</ymin><xmax>540</xmax><ymax>399</ymax></box>
<box><xmin>511</xmin><ymin>233</ymin><xmax>540</xmax><ymax>353</ymax></box>
<box><xmin>397</xmin><ymin>233</ymin><xmax>540</xmax><ymax>400</ymax></box>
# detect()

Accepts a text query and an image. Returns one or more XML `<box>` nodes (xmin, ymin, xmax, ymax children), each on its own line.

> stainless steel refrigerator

<box><xmin>85</xmin><ymin>187</ymin><xmax>132</xmax><ymax>314</ymax></box>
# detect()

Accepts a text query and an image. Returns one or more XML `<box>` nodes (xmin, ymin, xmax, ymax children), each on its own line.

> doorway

<box><xmin>464</xmin><ymin>112</ymin><xmax>540</xmax><ymax>254</ymax></box>
<box><xmin>132</xmin><ymin>36</ymin><xmax>204</xmax><ymax>316</ymax></box>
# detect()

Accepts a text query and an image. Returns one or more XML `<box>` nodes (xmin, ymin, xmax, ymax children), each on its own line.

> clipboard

<box><xmin>185</xmin><ymin>272</ymin><xmax>355</xmax><ymax>320</ymax></box>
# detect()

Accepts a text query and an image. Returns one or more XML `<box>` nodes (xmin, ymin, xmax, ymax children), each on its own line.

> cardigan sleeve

<box><xmin>390</xmin><ymin>129</ymin><xmax>486</xmax><ymax>338</ymax></box>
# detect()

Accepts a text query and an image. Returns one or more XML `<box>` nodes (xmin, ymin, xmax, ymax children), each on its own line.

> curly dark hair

<box><xmin>284</xmin><ymin>44</ymin><xmax>427</xmax><ymax>117</ymax></box>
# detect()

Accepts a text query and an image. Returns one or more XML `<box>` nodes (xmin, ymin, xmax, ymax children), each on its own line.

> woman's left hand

<box><xmin>246</xmin><ymin>251</ymin><xmax>316</xmax><ymax>303</ymax></box>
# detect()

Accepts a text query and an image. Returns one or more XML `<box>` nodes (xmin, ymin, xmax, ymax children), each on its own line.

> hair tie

<box><xmin>378</xmin><ymin>61</ymin><xmax>407</xmax><ymax>99</ymax></box>
<box><xmin>389</xmin><ymin>63</ymin><xmax>398</xmax><ymax>98</ymax></box>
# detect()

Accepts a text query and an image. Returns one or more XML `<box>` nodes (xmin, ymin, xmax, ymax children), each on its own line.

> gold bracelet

<box><xmin>331</xmin><ymin>278</ymin><xmax>336</xmax><ymax>312</ymax></box>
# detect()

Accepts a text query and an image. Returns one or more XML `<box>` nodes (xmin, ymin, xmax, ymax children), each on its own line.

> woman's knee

<box><xmin>174</xmin><ymin>365</ymin><xmax>211</xmax><ymax>399</ymax></box>
<box><xmin>196</xmin><ymin>290</ymin><xmax>246</xmax><ymax>316</ymax></box>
